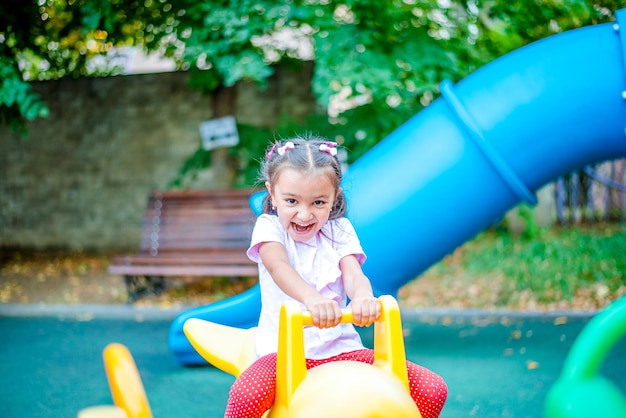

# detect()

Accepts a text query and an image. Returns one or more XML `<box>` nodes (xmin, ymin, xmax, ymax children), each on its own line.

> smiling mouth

<box><xmin>292</xmin><ymin>222</ymin><xmax>315</xmax><ymax>233</ymax></box>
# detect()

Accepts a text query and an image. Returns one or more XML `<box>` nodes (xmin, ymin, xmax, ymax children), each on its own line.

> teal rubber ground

<box><xmin>2</xmin><ymin>308</ymin><xmax>625</xmax><ymax>418</ymax></box>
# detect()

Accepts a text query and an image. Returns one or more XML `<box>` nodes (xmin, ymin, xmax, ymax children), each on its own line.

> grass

<box><xmin>470</xmin><ymin>225</ymin><xmax>624</xmax><ymax>298</ymax></box>
<box><xmin>399</xmin><ymin>223</ymin><xmax>626</xmax><ymax>310</ymax></box>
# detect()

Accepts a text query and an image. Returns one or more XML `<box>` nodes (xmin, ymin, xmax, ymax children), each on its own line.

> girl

<box><xmin>225</xmin><ymin>136</ymin><xmax>447</xmax><ymax>418</ymax></box>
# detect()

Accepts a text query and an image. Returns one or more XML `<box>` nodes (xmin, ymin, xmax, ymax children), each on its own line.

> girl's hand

<box><xmin>340</xmin><ymin>255</ymin><xmax>379</xmax><ymax>326</ymax></box>
<box><xmin>304</xmin><ymin>294</ymin><xmax>342</xmax><ymax>328</ymax></box>
<box><xmin>348</xmin><ymin>296</ymin><xmax>381</xmax><ymax>327</ymax></box>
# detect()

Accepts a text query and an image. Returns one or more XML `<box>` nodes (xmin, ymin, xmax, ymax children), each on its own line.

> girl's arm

<box><xmin>340</xmin><ymin>254</ymin><xmax>381</xmax><ymax>327</ymax></box>
<box><xmin>258</xmin><ymin>241</ymin><xmax>342</xmax><ymax>328</ymax></box>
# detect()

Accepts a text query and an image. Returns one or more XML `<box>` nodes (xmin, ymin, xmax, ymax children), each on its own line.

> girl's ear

<box><xmin>265</xmin><ymin>181</ymin><xmax>274</xmax><ymax>206</ymax></box>
<box><xmin>336</xmin><ymin>187</ymin><xmax>343</xmax><ymax>200</ymax></box>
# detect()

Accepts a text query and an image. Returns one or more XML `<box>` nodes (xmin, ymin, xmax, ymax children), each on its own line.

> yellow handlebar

<box><xmin>300</xmin><ymin>309</ymin><xmax>354</xmax><ymax>326</ymax></box>
<box><xmin>273</xmin><ymin>295</ymin><xmax>411</xmax><ymax>417</ymax></box>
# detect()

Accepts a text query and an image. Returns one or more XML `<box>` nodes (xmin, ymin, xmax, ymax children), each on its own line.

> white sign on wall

<box><xmin>199</xmin><ymin>116</ymin><xmax>239</xmax><ymax>150</ymax></box>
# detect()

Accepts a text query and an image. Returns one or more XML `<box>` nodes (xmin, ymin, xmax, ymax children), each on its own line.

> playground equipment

<box><xmin>77</xmin><ymin>296</ymin><xmax>420</xmax><ymax>418</ymax></box>
<box><xmin>169</xmin><ymin>8</ymin><xmax>626</xmax><ymax>366</ymax></box>
<box><xmin>77</xmin><ymin>296</ymin><xmax>626</xmax><ymax>418</ymax></box>
<box><xmin>77</xmin><ymin>343</ymin><xmax>153</xmax><ymax>418</ymax></box>
<box><xmin>183</xmin><ymin>295</ymin><xmax>421</xmax><ymax>418</ymax></box>
<box><xmin>545</xmin><ymin>295</ymin><xmax>626</xmax><ymax>418</ymax></box>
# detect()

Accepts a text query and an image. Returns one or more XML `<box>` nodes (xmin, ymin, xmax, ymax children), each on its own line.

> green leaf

<box><xmin>188</xmin><ymin>68</ymin><xmax>221</xmax><ymax>94</ymax></box>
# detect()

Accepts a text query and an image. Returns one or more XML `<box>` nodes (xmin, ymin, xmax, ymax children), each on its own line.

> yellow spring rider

<box><xmin>77</xmin><ymin>295</ymin><xmax>421</xmax><ymax>418</ymax></box>
<box><xmin>185</xmin><ymin>294</ymin><xmax>421</xmax><ymax>418</ymax></box>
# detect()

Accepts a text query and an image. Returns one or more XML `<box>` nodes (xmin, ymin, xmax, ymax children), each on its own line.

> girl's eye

<box><xmin>314</xmin><ymin>200</ymin><xmax>326</xmax><ymax>206</ymax></box>
<box><xmin>286</xmin><ymin>199</ymin><xmax>297</xmax><ymax>205</ymax></box>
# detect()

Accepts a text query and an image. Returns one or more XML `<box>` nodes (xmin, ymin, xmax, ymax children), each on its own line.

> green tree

<box><xmin>0</xmin><ymin>0</ymin><xmax>178</xmax><ymax>134</ymax></box>
<box><xmin>2</xmin><ymin>1</ymin><xmax>621</xmax><ymax>167</ymax></box>
<box><xmin>1</xmin><ymin>1</ymin><xmax>49</xmax><ymax>135</ymax></box>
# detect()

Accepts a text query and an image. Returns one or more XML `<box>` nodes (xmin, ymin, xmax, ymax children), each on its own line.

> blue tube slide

<box><xmin>169</xmin><ymin>10</ymin><xmax>626</xmax><ymax>365</ymax></box>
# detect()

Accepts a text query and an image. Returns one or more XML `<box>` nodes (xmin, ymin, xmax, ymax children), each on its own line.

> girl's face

<box><xmin>267</xmin><ymin>167</ymin><xmax>339</xmax><ymax>242</ymax></box>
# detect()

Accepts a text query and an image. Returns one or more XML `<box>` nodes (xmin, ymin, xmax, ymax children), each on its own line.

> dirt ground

<box><xmin>0</xmin><ymin>250</ymin><xmax>259</xmax><ymax>308</ymax></box>
<box><xmin>0</xmin><ymin>249</ymin><xmax>620</xmax><ymax>311</ymax></box>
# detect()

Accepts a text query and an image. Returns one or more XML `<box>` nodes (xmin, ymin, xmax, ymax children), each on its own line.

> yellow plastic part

<box><xmin>77</xmin><ymin>405</ymin><xmax>128</xmax><ymax>418</ymax></box>
<box><xmin>184</xmin><ymin>295</ymin><xmax>422</xmax><ymax>418</ymax></box>
<box><xmin>183</xmin><ymin>319</ymin><xmax>257</xmax><ymax>377</ymax></box>
<box><xmin>102</xmin><ymin>343</ymin><xmax>153</xmax><ymax>418</ymax></box>
<box><xmin>285</xmin><ymin>361</ymin><xmax>420</xmax><ymax>418</ymax></box>
<box><xmin>269</xmin><ymin>295</ymin><xmax>420</xmax><ymax>418</ymax></box>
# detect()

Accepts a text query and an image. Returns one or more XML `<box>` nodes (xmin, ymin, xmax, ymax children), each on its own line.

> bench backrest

<box><xmin>139</xmin><ymin>189</ymin><xmax>258</xmax><ymax>256</ymax></box>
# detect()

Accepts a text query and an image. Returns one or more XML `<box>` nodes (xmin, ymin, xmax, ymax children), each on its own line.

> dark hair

<box><xmin>260</xmin><ymin>135</ymin><xmax>347</xmax><ymax>219</ymax></box>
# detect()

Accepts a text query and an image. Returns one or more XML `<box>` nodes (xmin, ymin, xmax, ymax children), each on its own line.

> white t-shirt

<box><xmin>247</xmin><ymin>214</ymin><xmax>366</xmax><ymax>359</ymax></box>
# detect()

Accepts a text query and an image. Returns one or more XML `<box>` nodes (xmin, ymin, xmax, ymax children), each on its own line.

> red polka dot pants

<box><xmin>224</xmin><ymin>349</ymin><xmax>447</xmax><ymax>418</ymax></box>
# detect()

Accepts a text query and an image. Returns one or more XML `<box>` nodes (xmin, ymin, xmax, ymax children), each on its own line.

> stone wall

<box><xmin>0</xmin><ymin>66</ymin><xmax>317</xmax><ymax>251</ymax></box>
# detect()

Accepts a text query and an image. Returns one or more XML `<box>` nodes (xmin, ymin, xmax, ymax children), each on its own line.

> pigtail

<box><xmin>261</xmin><ymin>193</ymin><xmax>277</xmax><ymax>215</ymax></box>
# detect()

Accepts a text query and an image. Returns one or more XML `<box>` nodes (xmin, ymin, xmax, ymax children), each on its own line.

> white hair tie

<box><xmin>277</xmin><ymin>141</ymin><xmax>295</xmax><ymax>155</ymax></box>
<box><xmin>319</xmin><ymin>142</ymin><xmax>337</xmax><ymax>156</ymax></box>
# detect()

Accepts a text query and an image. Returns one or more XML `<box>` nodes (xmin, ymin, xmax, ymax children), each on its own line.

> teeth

<box><xmin>294</xmin><ymin>223</ymin><xmax>311</xmax><ymax>232</ymax></box>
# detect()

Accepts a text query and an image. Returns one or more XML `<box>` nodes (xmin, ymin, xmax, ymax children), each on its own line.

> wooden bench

<box><xmin>108</xmin><ymin>189</ymin><xmax>260</xmax><ymax>302</ymax></box>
